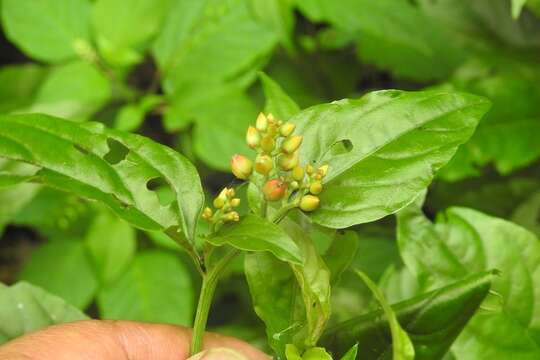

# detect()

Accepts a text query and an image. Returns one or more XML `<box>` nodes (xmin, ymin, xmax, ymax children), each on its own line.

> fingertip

<box><xmin>188</xmin><ymin>348</ymin><xmax>249</xmax><ymax>360</ymax></box>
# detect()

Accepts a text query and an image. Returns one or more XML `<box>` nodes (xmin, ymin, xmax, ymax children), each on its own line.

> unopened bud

<box><xmin>309</xmin><ymin>181</ymin><xmax>322</xmax><ymax>195</ymax></box>
<box><xmin>267</xmin><ymin>113</ymin><xmax>276</xmax><ymax>123</ymax></box>
<box><xmin>260</xmin><ymin>135</ymin><xmax>275</xmax><ymax>153</ymax></box>
<box><xmin>213</xmin><ymin>196</ymin><xmax>225</xmax><ymax>209</ymax></box>
<box><xmin>280</xmin><ymin>122</ymin><xmax>296</xmax><ymax>137</ymax></box>
<box><xmin>292</xmin><ymin>166</ymin><xmax>304</xmax><ymax>181</ymax></box>
<box><xmin>230</xmin><ymin>198</ymin><xmax>241</xmax><ymax>207</ymax></box>
<box><xmin>267</xmin><ymin>124</ymin><xmax>278</xmax><ymax>137</ymax></box>
<box><xmin>300</xmin><ymin>194</ymin><xmax>320</xmax><ymax>212</ymax></box>
<box><xmin>255</xmin><ymin>154</ymin><xmax>274</xmax><ymax>175</ymax></box>
<box><xmin>281</xmin><ymin>136</ymin><xmax>303</xmax><ymax>154</ymax></box>
<box><xmin>256</xmin><ymin>113</ymin><xmax>268</xmax><ymax>131</ymax></box>
<box><xmin>318</xmin><ymin>164</ymin><xmax>329</xmax><ymax>177</ymax></box>
<box><xmin>278</xmin><ymin>152</ymin><xmax>298</xmax><ymax>171</ymax></box>
<box><xmin>246</xmin><ymin>126</ymin><xmax>260</xmax><ymax>149</ymax></box>
<box><xmin>225</xmin><ymin>211</ymin><xmax>240</xmax><ymax>222</ymax></box>
<box><xmin>202</xmin><ymin>207</ymin><xmax>213</xmax><ymax>219</ymax></box>
<box><xmin>306</xmin><ymin>164</ymin><xmax>314</xmax><ymax>175</ymax></box>
<box><xmin>290</xmin><ymin>181</ymin><xmax>299</xmax><ymax>190</ymax></box>
<box><xmin>263</xmin><ymin>179</ymin><xmax>287</xmax><ymax>201</ymax></box>
<box><xmin>230</xmin><ymin>154</ymin><xmax>253</xmax><ymax>180</ymax></box>
<box><xmin>226</xmin><ymin>188</ymin><xmax>235</xmax><ymax>198</ymax></box>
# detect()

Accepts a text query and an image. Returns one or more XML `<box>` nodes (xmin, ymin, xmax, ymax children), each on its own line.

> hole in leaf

<box><xmin>329</xmin><ymin>139</ymin><xmax>353</xmax><ymax>157</ymax></box>
<box><xmin>146</xmin><ymin>177</ymin><xmax>174</xmax><ymax>206</ymax></box>
<box><xmin>73</xmin><ymin>144</ymin><xmax>89</xmax><ymax>155</ymax></box>
<box><xmin>104</xmin><ymin>138</ymin><xmax>129</xmax><ymax>165</ymax></box>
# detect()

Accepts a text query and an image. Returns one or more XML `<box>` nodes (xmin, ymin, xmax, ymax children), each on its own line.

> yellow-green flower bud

<box><xmin>230</xmin><ymin>198</ymin><xmax>241</xmax><ymax>207</ymax></box>
<box><xmin>255</xmin><ymin>154</ymin><xmax>274</xmax><ymax>175</ymax></box>
<box><xmin>280</xmin><ymin>122</ymin><xmax>296</xmax><ymax>137</ymax></box>
<box><xmin>278</xmin><ymin>152</ymin><xmax>298</xmax><ymax>171</ymax></box>
<box><xmin>225</xmin><ymin>211</ymin><xmax>240</xmax><ymax>222</ymax></box>
<box><xmin>300</xmin><ymin>194</ymin><xmax>320</xmax><ymax>212</ymax></box>
<box><xmin>213</xmin><ymin>196</ymin><xmax>225</xmax><ymax>209</ymax></box>
<box><xmin>281</xmin><ymin>135</ymin><xmax>303</xmax><ymax>154</ymax></box>
<box><xmin>267</xmin><ymin>113</ymin><xmax>276</xmax><ymax>123</ymax></box>
<box><xmin>290</xmin><ymin>181</ymin><xmax>299</xmax><ymax>190</ymax></box>
<box><xmin>263</xmin><ymin>179</ymin><xmax>287</xmax><ymax>201</ymax></box>
<box><xmin>226</xmin><ymin>188</ymin><xmax>235</xmax><ymax>198</ymax></box>
<box><xmin>309</xmin><ymin>181</ymin><xmax>323</xmax><ymax>195</ymax></box>
<box><xmin>260</xmin><ymin>135</ymin><xmax>275</xmax><ymax>153</ymax></box>
<box><xmin>306</xmin><ymin>164</ymin><xmax>314</xmax><ymax>175</ymax></box>
<box><xmin>246</xmin><ymin>126</ymin><xmax>260</xmax><ymax>149</ymax></box>
<box><xmin>292</xmin><ymin>166</ymin><xmax>304</xmax><ymax>181</ymax></box>
<box><xmin>318</xmin><ymin>164</ymin><xmax>329</xmax><ymax>177</ymax></box>
<box><xmin>202</xmin><ymin>207</ymin><xmax>213</xmax><ymax>219</ymax></box>
<box><xmin>256</xmin><ymin>112</ymin><xmax>268</xmax><ymax>131</ymax></box>
<box><xmin>267</xmin><ymin>124</ymin><xmax>279</xmax><ymax>137</ymax></box>
<box><xmin>230</xmin><ymin>154</ymin><xmax>253</xmax><ymax>180</ymax></box>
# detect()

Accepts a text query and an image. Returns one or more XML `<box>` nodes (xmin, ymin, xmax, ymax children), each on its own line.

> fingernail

<box><xmin>188</xmin><ymin>348</ymin><xmax>249</xmax><ymax>360</ymax></box>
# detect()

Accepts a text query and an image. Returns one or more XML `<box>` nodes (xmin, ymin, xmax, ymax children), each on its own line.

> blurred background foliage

<box><xmin>1</xmin><ymin>0</ymin><xmax>540</xmax><ymax>352</ymax></box>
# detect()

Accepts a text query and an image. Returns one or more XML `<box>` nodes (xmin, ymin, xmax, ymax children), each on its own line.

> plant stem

<box><xmin>190</xmin><ymin>249</ymin><xmax>239</xmax><ymax>355</ymax></box>
<box><xmin>270</xmin><ymin>202</ymin><xmax>298</xmax><ymax>223</ymax></box>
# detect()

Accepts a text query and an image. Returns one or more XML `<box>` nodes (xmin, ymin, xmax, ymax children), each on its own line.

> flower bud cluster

<box><xmin>201</xmin><ymin>187</ymin><xmax>241</xmax><ymax>224</ymax></box>
<box><xmin>292</xmin><ymin>164</ymin><xmax>328</xmax><ymax>212</ymax></box>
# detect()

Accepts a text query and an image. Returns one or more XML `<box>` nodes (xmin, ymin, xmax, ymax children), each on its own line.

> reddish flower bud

<box><xmin>255</xmin><ymin>154</ymin><xmax>274</xmax><ymax>175</ymax></box>
<box><xmin>282</xmin><ymin>135</ymin><xmax>303</xmax><ymax>154</ymax></box>
<box><xmin>280</xmin><ymin>122</ymin><xmax>296</xmax><ymax>137</ymax></box>
<box><xmin>246</xmin><ymin>126</ymin><xmax>260</xmax><ymax>149</ymax></box>
<box><xmin>263</xmin><ymin>179</ymin><xmax>287</xmax><ymax>201</ymax></box>
<box><xmin>299</xmin><ymin>194</ymin><xmax>320</xmax><ymax>212</ymax></box>
<box><xmin>278</xmin><ymin>152</ymin><xmax>298</xmax><ymax>171</ymax></box>
<box><xmin>230</xmin><ymin>154</ymin><xmax>253</xmax><ymax>180</ymax></box>
<box><xmin>256</xmin><ymin>112</ymin><xmax>268</xmax><ymax>131</ymax></box>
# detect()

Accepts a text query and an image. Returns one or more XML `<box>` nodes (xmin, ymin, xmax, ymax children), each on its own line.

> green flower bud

<box><xmin>280</xmin><ymin>122</ymin><xmax>296</xmax><ymax>137</ymax></box>
<box><xmin>278</xmin><ymin>152</ymin><xmax>298</xmax><ymax>171</ymax></box>
<box><xmin>225</xmin><ymin>211</ymin><xmax>240</xmax><ymax>222</ymax></box>
<box><xmin>282</xmin><ymin>135</ymin><xmax>303</xmax><ymax>154</ymax></box>
<box><xmin>260</xmin><ymin>135</ymin><xmax>275</xmax><ymax>153</ymax></box>
<box><xmin>230</xmin><ymin>154</ymin><xmax>253</xmax><ymax>180</ymax></box>
<box><xmin>256</xmin><ymin>112</ymin><xmax>268</xmax><ymax>131</ymax></box>
<box><xmin>290</xmin><ymin>181</ymin><xmax>299</xmax><ymax>190</ymax></box>
<box><xmin>226</xmin><ymin>188</ymin><xmax>235</xmax><ymax>198</ymax></box>
<box><xmin>292</xmin><ymin>166</ymin><xmax>304</xmax><ymax>181</ymax></box>
<box><xmin>318</xmin><ymin>164</ymin><xmax>329</xmax><ymax>177</ymax></box>
<box><xmin>263</xmin><ymin>179</ymin><xmax>287</xmax><ymax>201</ymax></box>
<box><xmin>299</xmin><ymin>194</ymin><xmax>320</xmax><ymax>212</ymax></box>
<box><xmin>213</xmin><ymin>196</ymin><xmax>225</xmax><ymax>209</ymax></box>
<box><xmin>246</xmin><ymin>126</ymin><xmax>260</xmax><ymax>149</ymax></box>
<box><xmin>230</xmin><ymin>198</ymin><xmax>241</xmax><ymax>207</ymax></box>
<box><xmin>267</xmin><ymin>124</ymin><xmax>279</xmax><ymax>137</ymax></box>
<box><xmin>201</xmin><ymin>207</ymin><xmax>213</xmax><ymax>220</ymax></box>
<box><xmin>306</xmin><ymin>164</ymin><xmax>314</xmax><ymax>175</ymax></box>
<box><xmin>255</xmin><ymin>154</ymin><xmax>274</xmax><ymax>175</ymax></box>
<box><xmin>309</xmin><ymin>181</ymin><xmax>322</xmax><ymax>195</ymax></box>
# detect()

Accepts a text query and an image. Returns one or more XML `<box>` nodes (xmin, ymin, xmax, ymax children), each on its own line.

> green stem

<box><xmin>270</xmin><ymin>202</ymin><xmax>298</xmax><ymax>224</ymax></box>
<box><xmin>190</xmin><ymin>249</ymin><xmax>239</xmax><ymax>355</ymax></box>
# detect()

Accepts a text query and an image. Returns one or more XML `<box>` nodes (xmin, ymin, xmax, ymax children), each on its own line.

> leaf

<box><xmin>97</xmin><ymin>251</ymin><xmax>194</xmax><ymax>325</ymax></box>
<box><xmin>356</xmin><ymin>270</ymin><xmax>415</xmax><ymax>360</ymax></box>
<box><xmin>260</xmin><ymin>72</ymin><xmax>300</xmax><ymax>121</ymax></box>
<box><xmin>397</xmin><ymin>203</ymin><xmax>540</xmax><ymax>358</ymax></box>
<box><xmin>114</xmin><ymin>95</ymin><xmax>164</xmax><ymax>132</ymax></box>
<box><xmin>512</xmin><ymin>190</ymin><xmax>540</xmax><ymax>236</ymax></box>
<box><xmin>323</xmin><ymin>231</ymin><xmax>358</xmax><ymax>285</ymax></box>
<box><xmin>92</xmin><ymin>0</ymin><xmax>171</xmax><ymax>66</ymax></box>
<box><xmin>321</xmin><ymin>271</ymin><xmax>495</xmax><ymax>359</ymax></box>
<box><xmin>19</xmin><ymin>240</ymin><xmax>98</xmax><ymax>309</ymax></box>
<box><xmin>85</xmin><ymin>209</ymin><xmax>136</xmax><ymax>284</ymax></box>
<box><xmin>0</xmin><ymin>64</ymin><xmax>47</xmax><ymax>113</ymax></box>
<box><xmin>340</xmin><ymin>344</ymin><xmax>358</xmax><ymax>360</ymax></box>
<box><xmin>250</xmin><ymin>0</ymin><xmax>295</xmax><ymax>53</ymax></box>
<box><xmin>26</xmin><ymin>61</ymin><xmax>111</xmax><ymax>120</ymax></box>
<box><xmin>0</xmin><ymin>113</ymin><xmax>204</xmax><ymax>244</ymax></box>
<box><xmin>1</xmin><ymin>0</ymin><xmax>92</xmax><ymax>62</ymax></box>
<box><xmin>296</xmin><ymin>0</ymin><xmax>465</xmax><ymax>81</ymax></box>
<box><xmin>0</xmin><ymin>281</ymin><xmax>88</xmax><ymax>345</ymax></box>
<box><xmin>291</xmin><ymin>90</ymin><xmax>490</xmax><ymax>228</ymax></box>
<box><xmin>208</xmin><ymin>215</ymin><xmax>303</xmax><ymax>264</ymax></box>
<box><xmin>512</xmin><ymin>0</ymin><xmax>528</xmax><ymax>18</ymax></box>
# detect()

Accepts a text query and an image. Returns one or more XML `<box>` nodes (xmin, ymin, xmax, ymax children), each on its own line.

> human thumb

<box><xmin>187</xmin><ymin>347</ymin><xmax>250</xmax><ymax>360</ymax></box>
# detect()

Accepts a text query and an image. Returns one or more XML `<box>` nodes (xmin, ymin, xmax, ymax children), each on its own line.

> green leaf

<box><xmin>92</xmin><ymin>0</ymin><xmax>171</xmax><ymax>66</ymax></box>
<box><xmin>356</xmin><ymin>270</ymin><xmax>415</xmax><ymax>360</ymax></box>
<box><xmin>97</xmin><ymin>251</ymin><xmax>193</xmax><ymax>325</ymax></box>
<box><xmin>323</xmin><ymin>231</ymin><xmax>358</xmax><ymax>285</ymax></box>
<box><xmin>397</xmin><ymin>204</ymin><xmax>540</xmax><ymax>358</ymax></box>
<box><xmin>340</xmin><ymin>344</ymin><xmax>358</xmax><ymax>360</ymax></box>
<box><xmin>0</xmin><ymin>64</ymin><xmax>47</xmax><ymax>113</ymax></box>
<box><xmin>322</xmin><ymin>271</ymin><xmax>495</xmax><ymax>359</ymax></box>
<box><xmin>291</xmin><ymin>90</ymin><xmax>490</xmax><ymax>228</ymax></box>
<box><xmin>0</xmin><ymin>113</ymin><xmax>204</xmax><ymax>244</ymax></box>
<box><xmin>114</xmin><ymin>95</ymin><xmax>164</xmax><ymax>132</ymax></box>
<box><xmin>19</xmin><ymin>240</ymin><xmax>98</xmax><ymax>309</ymax></box>
<box><xmin>512</xmin><ymin>190</ymin><xmax>540</xmax><ymax>236</ymax></box>
<box><xmin>302</xmin><ymin>347</ymin><xmax>332</xmax><ymax>360</ymax></box>
<box><xmin>85</xmin><ymin>209</ymin><xmax>136</xmax><ymax>284</ymax></box>
<box><xmin>208</xmin><ymin>215</ymin><xmax>303</xmax><ymax>264</ymax></box>
<box><xmin>1</xmin><ymin>0</ymin><xmax>92</xmax><ymax>62</ymax></box>
<box><xmin>260</xmin><ymin>72</ymin><xmax>300</xmax><ymax>121</ymax></box>
<box><xmin>512</xmin><ymin>0</ymin><xmax>528</xmax><ymax>18</ymax></box>
<box><xmin>250</xmin><ymin>0</ymin><xmax>296</xmax><ymax>53</ymax></box>
<box><xmin>26</xmin><ymin>61</ymin><xmax>111</xmax><ymax>120</ymax></box>
<box><xmin>0</xmin><ymin>281</ymin><xmax>88</xmax><ymax>345</ymax></box>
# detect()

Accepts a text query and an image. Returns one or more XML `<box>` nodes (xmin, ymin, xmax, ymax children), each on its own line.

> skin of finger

<box><xmin>187</xmin><ymin>348</ymin><xmax>249</xmax><ymax>360</ymax></box>
<box><xmin>0</xmin><ymin>320</ymin><xmax>270</xmax><ymax>360</ymax></box>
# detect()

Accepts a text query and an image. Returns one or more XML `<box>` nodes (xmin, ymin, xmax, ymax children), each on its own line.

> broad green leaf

<box><xmin>85</xmin><ymin>209</ymin><xmax>136</xmax><ymax>284</ymax></box>
<box><xmin>260</xmin><ymin>72</ymin><xmax>300</xmax><ymax>121</ymax></box>
<box><xmin>0</xmin><ymin>114</ymin><xmax>204</xmax><ymax>243</ymax></box>
<box><xmin>296</xmin><ymin>0</ymin><xmax>465</xmax><ymax>81</ymax></box>
<box><xmin>291</xmin><ymin>90</ymin><xmax>490</xmax><ymax>228</ymax></box>
<box><xmin>97</xmin><ymin>251</ymin><xmax>193</xmax><ymax>325</ymax></box>
<box><xmin>19</xmin><ymin>240</ymin><xmax>98</xmax><ymax>309</ymax></box>
<box><xmin>322</xmin><ymin>271</ymin><xmax>495</xmax><ymax>359</ymax></box>
<box><xmin>302</xmin><ymin>347</ymin><xmax>332</xmax><ymax>360</ymax></box>
<box><xmin>26</xmin><ymin>61</ymin><xmax>111</xmax><ymax>120</ymax></box>
<box><xmin>512</xmin><ymin>0</ymin><xmax>528</xmax><ymax>18</ymax></box>
<box><xmin>1</xmin><ymin>0</ymin><xmax>92</xmax><ymax>62</ymax></box>
<box><xmin>512</xmin><ymin>191</ymin><xmax>540</xmax><ymax>236</ymax></box>
<box><xmin>323</xmin><ymin>231</ymin><xmax>358</xmax><ymax>285</ymax></box>
<box><xmin>397</xmin><ymin>204</ymin><xmax>540</xmax><ymax>358</ymax></box>
<box><xmin>250</xmin><ymin>0</ymin><xmax>295</xmax><ymax>53</ymax></box>
<box><xmin>0</xmin><ymin>64</ymin><xmax>47</xmax><ymax>113</ymax></box>
<box><xmin>114</xmin><ymin>95</ymin><xmax>164</xmax><ymax>132</ymax></box>
<box><xmin>208</xmin><ymin>215</ymin><xmax>303</xmax><ymax>264</ymax></box>
<box><xmin>92</xmin><ymin>0</ymin><xmax>171</xmax><ymax>66</ymax></box>
<box><xmin>356</xmin><ymin>270</ymin><xmax>415</xmax><ymax>360</ymax></box>
<box><xmin>0</xmin><ymin>281</ymin><xmax>88</xmax><ymax>345</ymax></box>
